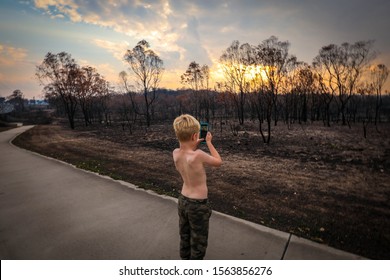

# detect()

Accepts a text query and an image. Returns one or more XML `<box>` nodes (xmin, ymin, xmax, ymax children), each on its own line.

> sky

<box><xmin>1</xmin><ymin>0</ymin><xmax>389</xmax><ymax>99</ymax></box>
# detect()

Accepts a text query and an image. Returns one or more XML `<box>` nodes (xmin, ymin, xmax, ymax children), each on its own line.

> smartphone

<box><xmin>200</xmin><ymin>122</ymin><xmax>208</xmax><ymax>143</ymax></box>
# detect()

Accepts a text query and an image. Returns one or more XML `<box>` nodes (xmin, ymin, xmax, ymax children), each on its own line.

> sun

<box><xmin>211</xmin><ymin>62</ymin><xmax>269</xmax><ymax>82</ymax></box>
<box><xmin>246</xmin><ymin>65</ymin><xmax>268</xmax><ymax>81</ymax></box>
<box><xmin>210</xmin><ymin>62</ymin><xmax>226</xmax><ymax>82</ymax></box>
<box><xmin>208</xmin><ymin>62</ymin><xmax>271</xmax><ymax>90</ymax></box>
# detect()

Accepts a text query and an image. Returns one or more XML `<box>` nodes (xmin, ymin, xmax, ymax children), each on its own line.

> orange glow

<box><xmin>158</xmin><ymin>63</ymin><xmax>274</xmax><ymax>91</ymax></box>
<box><xmin>211</xmin><ymin>62</ymin><xmax>269</xmax><ymax>84</ymax></box>
<box><xmin>246</xmin><ymin>65</ymin><xmax>269</xmax><ymax>81</ymax></box>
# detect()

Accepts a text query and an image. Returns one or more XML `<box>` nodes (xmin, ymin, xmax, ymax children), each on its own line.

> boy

<box><xmin>172</xmin><ymin>114</ymin><xmax>222</xmax><ymax>260</ymax></box>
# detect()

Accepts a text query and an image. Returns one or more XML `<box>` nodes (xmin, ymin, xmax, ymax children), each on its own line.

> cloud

<box><xmin>32</xmin><ymin>0</ymin><xmax>208</xmax><ymax>65</ymax></box>
<box><xmin>33</xmin><ymin>0</ymin><xmax>172</xmax><ymax>40</ymax></box>
<box><xmin>93</xmin><ymin>39</ymin><xmax>130</xmax><ymax>62</ymax></box>
<box><xmin>175</xmin><ymin>16</ymin><xmax>211</xmax><ymax>65</ymax></box>
<box><xmin>79</xmin><ymin>58</ymin><xmax>120</xmax><ymax>84</ymax></box>
<box><xmin>29</xmin><ymin>1</ymin><xmax>304</xmax><ymax>68</ymax></box>
<box><xmin>0</xmin><ymin>43</ymin><xmax>41</xmax><ymax>98</ymax></box>
<box><xmin>0</xmin><ymin>43</ymin><xmax>28</xmax><ymax>66</ymax></box>
<box><xmin>34</xmin><ymin>0</ymin><xmax>82</xmax><ymax>21</ymax></box>
<box><xmin>29</xmin><ymin>0</ymin><xmax>390</xmax><ymax>92</ymax></box>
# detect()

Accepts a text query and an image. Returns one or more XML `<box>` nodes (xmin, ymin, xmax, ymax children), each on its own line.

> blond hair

<box><xmin>173</xmin><ymin>114</ymin><xmax>200</xmax><ymax>142</ymax></box>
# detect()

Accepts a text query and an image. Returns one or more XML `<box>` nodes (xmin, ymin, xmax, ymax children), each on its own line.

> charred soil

<box><xmin>12</xmin><ymin>120</ymin><xmax>390</xmax><ymax>259</ymax></box>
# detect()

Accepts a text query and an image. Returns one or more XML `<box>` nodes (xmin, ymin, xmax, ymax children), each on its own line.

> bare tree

<box><xmin>255</xmin><ymin>36</ymin><xmax>297</xmax><ymax>126</ymax></box>
<box><xmin>94</xmin><ymin>76</ymin><xmax>112</xmax><ymax>125</ymax></box>
<box><xmin>36</xmin><ymin>52</ymin><xmax>79</xmax><ymax>129</ymax></box>
<box><xmin>220</xmin><ymin>41</ymin><xmax>253</xmax><ymax>125</ymax></box>
<box><xmin>124</xmin><ymin>40</ymin><xmax>164</xmax><ymax>127</ymax></box>
<box><xmin>199</xmin><ymin>64</ymin><xmax>213</xmax><ymax>122</ymax></box>
<box><xmin>76</xmin><ymin>66</ymin><xmax>109</xmax><ymax>126</ymax></box>
<box><xmin>250</xmin><ymin>87</ymin><xmax>273</xmax><ymax>144</ymax></box>
<box><xmin>119</xmin><ymin>71</ymin><xmax>138</xmax><ymax>133</ymax></box>
<box><xmin>181</xmin><ymin>61</ymin><xmax>204</xmax><ymax>91</ymax></box>
<box><xmin>7</xmin><ymin>89</ymin><xmax>25</xmax><ymax>112</ymax></box>
<box><xmin>370</xmin><ymin>64</ymin><xmax>389</xmax><ymax>128</ymax></box>
<box><xmin>181</xmin><ymin>61</ymin><xmax>203</xmax><ymax>118</ymax></box>
<box><xmin>292</xmin><ymin>64</ymin><xmax>316</xmax><ymax>124</ymax></box>
<box><xmin>246</xmin><ymin>59</ymin><xmax>272</xmax><ymax>143</ymax></box>
<box><xmin>355</xmin><ymin>82</ymin><xmax>376</xmax><ymax>138</ymax></box>
<box><xmin>312</xmin><ymin>59</ymin><xmax>335</xmax><ymax>127</ymax></box>
<box><xmin>313</xmin><ymin>41</ymin><xmax>375</xmax><ymax>126</ymax></box>
<box><xmin>180</xmin><ymin>61</ymin><xmax>211</xmax><ymax>121</ymax></box>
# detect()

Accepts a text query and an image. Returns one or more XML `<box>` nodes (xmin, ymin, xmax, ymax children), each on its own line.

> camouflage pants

<box><xmin>178</xmin><ymin>194</ymin><xmax>212</xmax><ymax>260</ymax></box>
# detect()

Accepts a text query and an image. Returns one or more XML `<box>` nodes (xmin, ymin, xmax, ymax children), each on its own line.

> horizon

<box><xmin>1</xmin><ymin>0</ymin><xmax>390</xmax><ymax>99</ymax></box>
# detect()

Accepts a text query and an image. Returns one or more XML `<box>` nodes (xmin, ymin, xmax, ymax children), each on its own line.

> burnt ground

<box><xmin>12</xmin><ymin>120</ymin><xmax>390</xmax><ymax>259</ymax></box>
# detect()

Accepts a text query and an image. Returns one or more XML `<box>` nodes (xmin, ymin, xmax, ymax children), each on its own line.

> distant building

<box><xmin>27</xmin><ymin>99</ymin><xmax>49</xmax><ymax>108</ymax></box>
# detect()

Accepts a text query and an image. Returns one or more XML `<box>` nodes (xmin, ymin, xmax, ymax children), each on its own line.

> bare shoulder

<box><xmin>194</xmin><ymin>149</ymin><xmax>206</xmax><ymax>156</ymax></box>
<box><xmin>195</xmin><ymin>148</ymin><xmax>222</xmax><ymax>167</ymax></box>
<box><xmin>194</xmin><ymin>149</ymin><xmax>208</xmax><ymax>160</ymax></box>
<box><xmin>173</xmin><ymin>148</ymin><xmax>180</xmax><ymax>159</ymax></box>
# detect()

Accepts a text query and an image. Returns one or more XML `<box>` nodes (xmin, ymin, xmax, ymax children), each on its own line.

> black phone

<box><xmin>200</xmin><ymin>122</ymin><xmax>208</xmax><ymax>143</ymax></box>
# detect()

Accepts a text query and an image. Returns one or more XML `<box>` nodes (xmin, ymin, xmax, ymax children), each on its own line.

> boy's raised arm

<box><xmin>200</xmin><ymin>132</ymin><xmax>222</xmax><ymax>167</ymax></box>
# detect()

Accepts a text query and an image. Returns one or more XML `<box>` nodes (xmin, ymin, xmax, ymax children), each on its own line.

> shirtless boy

<box><xmin>173</xmin><ymin>114</ymin><xmax>222</xmax><ymax>260</ymax></box>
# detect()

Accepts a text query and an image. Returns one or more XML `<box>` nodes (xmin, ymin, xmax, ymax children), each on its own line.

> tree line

<box><xmin>33</xmin><ymin>36</ymin><xmax>389</xmax><ymax>142</ymax></box>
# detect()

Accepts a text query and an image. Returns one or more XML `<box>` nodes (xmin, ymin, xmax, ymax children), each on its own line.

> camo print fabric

<box><xmin>178</xmin><ymin>194</ymin><xmax>212</xmax><ymax>260</ymax></box>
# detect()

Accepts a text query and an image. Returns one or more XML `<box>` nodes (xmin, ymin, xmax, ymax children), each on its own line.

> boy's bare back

<box><xmin>173</xmin><ymin>132</ymin><xmax>222</xmax><ymax>200</ymax></box>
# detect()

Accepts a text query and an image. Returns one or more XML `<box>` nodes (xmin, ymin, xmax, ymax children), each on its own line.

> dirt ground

<box><xmin>12</xmin><ymin>120</ymin><xmax>390</xmax><ymax>259</ymax></box>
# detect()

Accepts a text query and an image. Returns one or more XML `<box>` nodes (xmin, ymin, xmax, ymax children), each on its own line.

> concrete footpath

<box><xmin>0</xmin><ymin>126</ymin><xmax>366</xmax><ymax>260</ymax></box>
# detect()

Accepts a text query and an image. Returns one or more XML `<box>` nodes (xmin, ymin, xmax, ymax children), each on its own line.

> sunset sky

<box><xmin>1</xmin><ymin>0</ymin><xmax>389</xmax><ymax>99</ymax></box>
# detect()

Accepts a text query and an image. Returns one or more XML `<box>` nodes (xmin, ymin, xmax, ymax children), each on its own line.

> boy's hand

<box><xmin>206</xmin><ymin>132</ymin><xmax>213</xmax><ymax>143</ymax></box>
<box><xmin>196</xmin><ymin>132</ymin><xmax>213</xmax><ymax>146</ymax></box>
<box><xmin>196</xmin><ymin>138</ymin><xmax>204</xmax><ymax>146</ymax></box>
